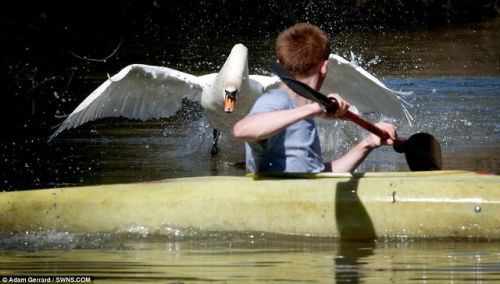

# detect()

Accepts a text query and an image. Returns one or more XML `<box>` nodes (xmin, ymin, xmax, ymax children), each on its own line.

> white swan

<box><xmin>49</xmin><ymin>43</ymin><xmax>412</xmax><ymax>155</ymax></box>
<box><xmin>49</xmin><ymin>44</ymin><xmax>280</xmax><ymax>154</ymax></box>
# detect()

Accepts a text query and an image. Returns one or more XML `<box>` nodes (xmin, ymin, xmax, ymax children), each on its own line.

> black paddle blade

<box><xmin>402</xmin><ymin>132</ymin><xmax>443</xmax><ymax>171</ymax></box>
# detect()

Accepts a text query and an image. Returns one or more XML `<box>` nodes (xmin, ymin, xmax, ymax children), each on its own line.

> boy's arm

<box><xmin>325</xmin><ymin>122</ymin><xmax>396</xmax><ymax>172</ymax></box>
<box><xmin>233</xmin><ymin>103</ymin><xmax>323</xmax><ymax>143</ymax></box>
<box><xmin>324</xmin><ymin>139</ymin><xmax>375</xmax><ymax>172</ymax></box>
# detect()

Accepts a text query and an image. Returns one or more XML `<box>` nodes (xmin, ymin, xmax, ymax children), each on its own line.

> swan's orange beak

<box><xmin>224</xmin><ymin>89</ymin><xmax>237</xmax><ymax>113</ymax></box>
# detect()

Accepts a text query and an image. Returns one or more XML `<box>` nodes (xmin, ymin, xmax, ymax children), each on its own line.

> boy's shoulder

<box><xmin>251</xmin><ymin>88</ymin><xmax>294</xmax><ymax>113</ymax></box>
<box><xmin>259</xmin><ymin>88</ymin><xmax>290</xmax><ymax>103</ymax></box>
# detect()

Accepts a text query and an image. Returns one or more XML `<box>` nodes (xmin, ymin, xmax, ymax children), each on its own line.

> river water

<box><xmin>1</xmin><ymin>237</ymin><xmax>499</xmax><ymax>283</ymax></box>
<box><xmin>1</xmin><ymin>19</ymin><xmax>499</xmax><ymax>282</ymax></box>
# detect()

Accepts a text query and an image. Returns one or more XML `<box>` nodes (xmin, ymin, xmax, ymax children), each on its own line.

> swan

<box><xmin>49</xmin><ymin>43</ymin><xmax>412</xmax><ymax>155</ymax></box>
<box><xmin>49</xmin><ymin>44</ymin><xmax>280</xmax><ymax>155</ymax></box>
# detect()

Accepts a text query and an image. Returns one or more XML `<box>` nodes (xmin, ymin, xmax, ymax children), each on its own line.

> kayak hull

<box><xmin>1</xmin><ymin>171</ymin><xmax>499</xmax><ymax>240</ymax></box>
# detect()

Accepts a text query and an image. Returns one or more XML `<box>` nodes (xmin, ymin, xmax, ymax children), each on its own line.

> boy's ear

<box><xmin>319</xmin><ymin>60</ymin><xmax>328</xmax><ymax>76</ymax></box>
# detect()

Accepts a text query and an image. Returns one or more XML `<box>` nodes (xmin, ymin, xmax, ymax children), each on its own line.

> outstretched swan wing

<box><xmin>321</xmin><ymin>54</ymin><xmax>413</xmax><ymax>123</ymax></box>
<box><xmin>49</xmin><ymin>64</ymin><xmax>204</xmax><ymax>141</ymax></box>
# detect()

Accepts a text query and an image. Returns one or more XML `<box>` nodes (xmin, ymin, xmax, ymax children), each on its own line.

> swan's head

<box><xmin>224</xmin><ymin>86</ymin><xmax>238</xmax><ymax>113</ymax></box>
<box><xmin>219</xmin><ymin>44</ymin><xmax>248</xmax><ymax>114</ymax></box>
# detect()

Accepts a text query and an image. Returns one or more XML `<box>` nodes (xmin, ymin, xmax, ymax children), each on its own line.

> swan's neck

<box><xmin>202</xmin><ymin>44</ymin><xmax>250</xmax><ymax>114</ymax></box>
<box><xmin>219</xmin><ymin>44</ymin><xmax>249</xmax><ymax>91</ymax></box>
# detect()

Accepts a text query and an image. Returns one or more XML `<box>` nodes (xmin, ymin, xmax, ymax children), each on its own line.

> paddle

<box><xmin>268</xmin><ymin>61</ymin><xmax>442</xmax><ymax>171</ymax></box>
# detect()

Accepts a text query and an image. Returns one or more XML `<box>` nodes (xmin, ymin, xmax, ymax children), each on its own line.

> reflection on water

<box><xmin>1</xmin><ymin>234</ymin><xmax>499</xmax><ymax>283</ymax></box>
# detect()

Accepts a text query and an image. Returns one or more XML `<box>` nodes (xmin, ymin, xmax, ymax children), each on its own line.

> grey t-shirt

<box><xmin>245</xmin><ymin>89</ymin><xmax>325</xmax><ymax>173</ymax></box>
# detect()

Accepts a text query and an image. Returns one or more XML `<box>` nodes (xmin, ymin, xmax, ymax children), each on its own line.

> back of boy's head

<box><xmin>276</xmin><ymin>23</ymin><xmax>331</xmax><ymax>78</ymax></box>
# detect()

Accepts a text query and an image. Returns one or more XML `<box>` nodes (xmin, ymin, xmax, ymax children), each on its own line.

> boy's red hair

<box><xmin>276</xmin><ymin>23</ymin><xmax>331</xmax><ymax>78</ymax></box>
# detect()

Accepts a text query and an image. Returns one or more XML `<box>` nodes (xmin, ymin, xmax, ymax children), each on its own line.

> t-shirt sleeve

<box><xmin>248</xmin><ymin>90</ymin><xmax>292</xmax><ymax>116</ymax></box>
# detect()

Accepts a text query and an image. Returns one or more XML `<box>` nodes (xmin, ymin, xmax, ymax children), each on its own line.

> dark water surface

<box><xmin>1</xmin><ymin>19</ymin><xmax>499</xmax><ymax>283</ymax></box>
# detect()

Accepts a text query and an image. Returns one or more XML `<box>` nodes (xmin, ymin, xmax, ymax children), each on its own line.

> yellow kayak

<box><xmin>1</xmin><ymin>170</ymin><xmax>499</xmax><ymax>240</ymax></box>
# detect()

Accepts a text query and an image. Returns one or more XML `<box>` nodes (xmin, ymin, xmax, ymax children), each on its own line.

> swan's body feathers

<box><xmin>249</xmin><ymin>75</ymin><xmax>281</xmax><ymax>93</ymax></box>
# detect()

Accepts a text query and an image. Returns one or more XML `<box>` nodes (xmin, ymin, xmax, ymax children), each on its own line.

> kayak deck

<box><xmin>1</xmin><ymin>170</ymin><xmax>499</xmax><ymax>240</ymax></box>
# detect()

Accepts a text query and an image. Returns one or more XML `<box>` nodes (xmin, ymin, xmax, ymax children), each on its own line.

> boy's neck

<box><xmin>280</xmin><ymin>81</ymin><xmax>314</xmax><ymax>107</ymax></box>
<box><xmin>300</xmin><ymin>75</ymin><xmax>321</xmax><ymax>91</ymax></box>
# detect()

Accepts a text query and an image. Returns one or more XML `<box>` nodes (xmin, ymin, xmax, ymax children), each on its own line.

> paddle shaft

<box><xmin>305</xmin><ymin>87</ymin><xmax>442</xmax><ymax>170</ymax></box>
<box><xmin>327</xmin><ymin>100</ymin><xmax>403</xmax><ymax>148</ymax></box>
<box><xmin>341</xmin><ymin>111</ymin><xmax>391</xmax><ymax>141</ymax></box>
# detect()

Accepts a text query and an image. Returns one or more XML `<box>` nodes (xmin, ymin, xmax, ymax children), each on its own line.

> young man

<box><xmin>233</xmin><ymin>23</ymin><xmax>396</xmax><ymax>173</ymax></box>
